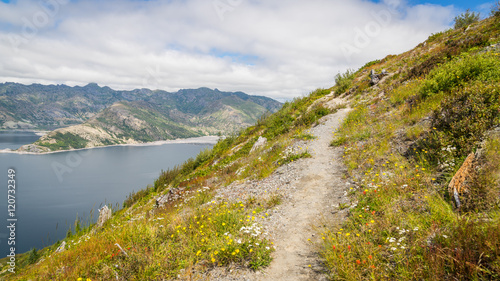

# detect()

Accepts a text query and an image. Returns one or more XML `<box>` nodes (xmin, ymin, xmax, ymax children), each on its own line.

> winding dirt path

<box><xmin>259</xmin><ymin>108</ymin><xmax>351</xmax><ymax>281</ymax></box>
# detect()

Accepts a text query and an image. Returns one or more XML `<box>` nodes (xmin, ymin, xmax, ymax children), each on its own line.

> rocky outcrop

<box><xmin>370</xmin><ymin>69</ymin><xmax>389</xmax><ymax>85</ymax></box>
<box><xmin>250</xmin><ymin>136</ymin><xmax>267</xmax><ymax>153</ymax></box>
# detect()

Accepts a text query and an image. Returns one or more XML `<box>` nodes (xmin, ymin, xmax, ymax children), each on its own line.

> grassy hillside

<box><xmin>320</xmin><ymin>16</ymin><xmax>500</xmax><ymax>280</ymax></box>
<box><xmin>4</xmin><ymin>14</ymin><xmax>500</xmax><ymax>281</ymax></box>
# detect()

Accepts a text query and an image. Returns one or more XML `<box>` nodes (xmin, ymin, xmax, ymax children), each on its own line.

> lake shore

<box><xmin>0</xmin><ymin>135</ymin><xmax>220</xmax><ymax>155</ymax></box>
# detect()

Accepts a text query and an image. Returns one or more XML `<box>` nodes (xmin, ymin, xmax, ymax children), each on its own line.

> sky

<box><xmin>0</xmin><ymin>0</ymin><xmax>493</xmax><ymax>100</ymax></box>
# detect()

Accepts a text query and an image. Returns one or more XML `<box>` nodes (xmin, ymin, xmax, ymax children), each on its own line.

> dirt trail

<box><xmin>259</xmin><ymin>108</ymin><xmax>351</xmax><ymax>280</ymax></box>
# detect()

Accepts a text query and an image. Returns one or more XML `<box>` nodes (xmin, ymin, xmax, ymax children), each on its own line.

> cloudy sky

<box><xmin>0</xmin><ymin>0</ymin><xmax>493</xmax><ymax>100</ymax></box>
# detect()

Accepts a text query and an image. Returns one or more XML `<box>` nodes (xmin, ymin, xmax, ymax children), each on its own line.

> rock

<box><xmin>370</xmin><ymin>70</ymin><xmax>380</xmax><ymax>85</ymax></box>
<box><xmin>156</xmin><ymin>187</ymin><xmax>181</xmax><ymax>208</ymax></box>
<box><xmin>250</xmin><ymin>136</ymin><xmax>267</xmax><ymax>153</ymax></box>
<box><xmin>97</xmin><ymin>205</ymin><xmax>112</xmax><ymax>227</ymax></box>
<box><xmin>156</xmin><ymin>194</ymin><xmax>169</xmax><ymax>208</ymax></box>
<box><xmin>55</xmin><ymin>241</ymin><xmax>66</xmax><ymax>253</ymax></box>
<box><xmin>369</xmin><ymin>69</ymin><xmax>389</xmax><ymax>86</ymax></box>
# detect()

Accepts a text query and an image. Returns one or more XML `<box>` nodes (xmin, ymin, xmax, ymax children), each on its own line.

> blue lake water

<box><xmin>0</xmin><ymin>131</ymin><xmax>213</xmax><ymax>255</ymax></box>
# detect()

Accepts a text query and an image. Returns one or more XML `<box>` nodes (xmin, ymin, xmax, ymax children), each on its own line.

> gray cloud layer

<box><xmin>0</xmin><ymin>0</ymin><xmax>455</xmax><ymax>99</ymax></box>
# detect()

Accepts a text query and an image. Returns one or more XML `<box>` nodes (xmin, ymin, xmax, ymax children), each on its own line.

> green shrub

<box><xmin>334</xmin><ymin>69</ymin><xmax>355</xmax><ymax>95</ymax></box>
<box><xmin>454</xmin><ymin>9</ymin><xmax>480</xmax><ymax>29</ymax></box>
<box><xmin>26</xmin><ymin>248</ymin><xmax>39</xmax><ymax>265</ymax></box>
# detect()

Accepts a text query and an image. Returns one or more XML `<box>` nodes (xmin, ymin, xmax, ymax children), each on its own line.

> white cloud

<box><xmin>0</xmin><ymin>0</ymin><xmax>456</xmax><ymax>100</ymax></box>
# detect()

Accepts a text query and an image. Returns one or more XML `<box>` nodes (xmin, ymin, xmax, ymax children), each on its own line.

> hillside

<box><xmin>4</xmin><ymin>15</ymin><xmax>500</xmax><ymax>281</ymax></box>
<box><xmin>0</xmin><ymin>84</ymin><xmax>281</xmax><ymax>152</ymax></box>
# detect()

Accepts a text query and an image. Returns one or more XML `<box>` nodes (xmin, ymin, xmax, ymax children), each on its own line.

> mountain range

<box><xmin>0</xmin><ymin>83</ymin><xmax>281</xmax><ymax>151</ymax></box>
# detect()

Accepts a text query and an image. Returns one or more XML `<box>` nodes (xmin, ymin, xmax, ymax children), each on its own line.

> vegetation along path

<box><xmin>207</xmin><ymin>105</ymin><xmax>352</xmax><ymax>281</ymax></box>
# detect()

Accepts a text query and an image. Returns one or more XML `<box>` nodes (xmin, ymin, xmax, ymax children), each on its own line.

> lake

<box><xmin>0</xmin><ymin>131</ymin><xmax>213</xmax><ymax>255</ymax></box>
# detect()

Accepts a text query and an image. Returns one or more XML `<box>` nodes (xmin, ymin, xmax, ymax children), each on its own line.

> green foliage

<box><xmin>26</xmin><ymin>248</ymin><xmax>39</xmax><ymax>265</ymax></box>
<box><xmin>123</xmin><ymin>186</ymin><xmax>155</xmax><ymax>208</ymax></box>
<box><xmin>277</xmin><ymin>151</ymin><xmax>311</xmax><ymax>166</ymax></box>
<box><xmin>361</xmin><ymin>60</ymin><xmax>381</xmax><ymax>69</ymax></box>
<box><xmin>420</xmin><ymin>52</ymin><xmax>500</xmax><ymax>97</ymax></box>
<box><xmin>334</xmin><ymin>69</ymin><xmax>356</xmax><ymax>95</ymax></box>
<box><xmin>492</xmin><ymin>1</ymin><xmax>500</xmax><ymax>16</ymax></box>
<box><xmin>297</xmin><ymin>104</ymin><xmax>331</xmax><ymax>127</ymax></box>
<box><xmin>454</xmin><ymin>9</ymin><xmax>480</xmax><ymax>29</ymax></box>
<box><xmin>260</xmin><ymin>91</ymin><xmax>330</xmax><ymax>139</ymax></box>
<box><xmin>38</xmin><ymin>132</ymin><xmax>89</xmax><ymax>150</ymax></box>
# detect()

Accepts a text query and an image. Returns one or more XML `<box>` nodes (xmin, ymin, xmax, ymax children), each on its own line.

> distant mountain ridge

<box><xmin>0</xmin><ymin>83</ymin><xmax>281</xmax><ymax>152</ymax></box>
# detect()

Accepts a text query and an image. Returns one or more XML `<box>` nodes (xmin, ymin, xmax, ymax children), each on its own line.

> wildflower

<box><xmin>235</xmin><ymin>249</ymin><xmax>240</xmax><ymax>253</ymax></box>
<box><xmin>442</xmin><ymin>235</ymin><xmax>448</xmax><ymax>239</ymax></box>
<box><xmin>370</xmin><ymin>265</ymin><xmax>376</xmax><ymax>269</ymax></box>
<box><xmin>348</xmin><ymin>245</ymin><xmax>351</xmax><ymax>250</ymax></box>
<box><xmin>356</xmin><ymin>260</ymin><xmax>361</xmax><ymax>264</ymax></box>
<box><xmin>388</xmin><ymin>237</ymin><xmax>396</xmax><ymax>243</ymax></box>
<box><xmin>249</xmin><ymin>249</ymin><xmax>253</xmax><ymax>253</ymax></box>
<box><xmin>368</xmin><ymin>255</ymin><xmax>372</xmax><ymax>259</ymax></box>
<box><xmin>196</xmin><ymin>250</ymin><xmax>202</xmax><ymax>256</ymax></box>
<box><xmin>332</xmin><ymin>245</ymin><xmax>336</xmax><ymax>250</ymax></box>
